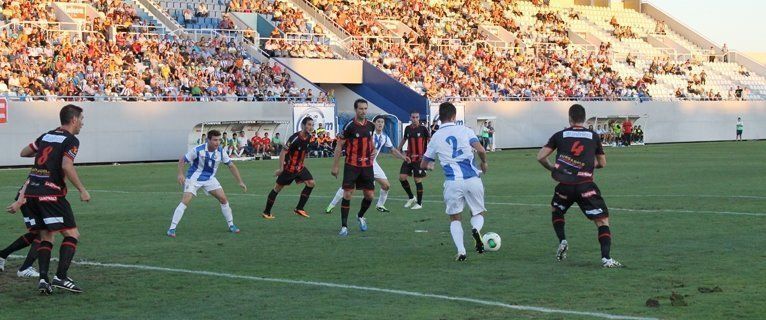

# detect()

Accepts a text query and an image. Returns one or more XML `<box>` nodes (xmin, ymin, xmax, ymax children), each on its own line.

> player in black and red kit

<box><xmin>18</xmin><ymin>104</ymin><xmax>91</xmax><ymax>294</ymax></box>
<box><xmin>331</xmin><ymin>99</ymin><xmax>376</xmax><ymax>236</ymax></box>
<box><xmin>262</xmin><ymin>117</ymin><xmax>315</xmax><ymax>219</ymax></box>
<box><xmin>537</xmin><ymin>104</ymin><xmax>623</xmax><ymax>268</ymax></box>
<box><xmin>398</xmin><ymin>111</ymin><xmax>430</xmax><ymax>210</ymax></box>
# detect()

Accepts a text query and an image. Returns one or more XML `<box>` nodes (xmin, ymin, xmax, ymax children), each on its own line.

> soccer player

<box><xmin>167</xmin><ymin>130</ymin><xmax>247</xmax><ymax>237</ymax></box>
<box><xmin>326</xmin><ymin>115</ymin><xmax>409</xmax><ymax>214</ymax></box>
<box><xmin>536</xmin><ymin>104</ymin><xmax>623</xmax><ymax>268</ymax></box>
<box><xmin>17</xmin><ymin>104</ymin><xmax>90</xmax><ymax>294</ymax></box>
<box><xmin>0</xmin><ymin>180</ymin><xmax>41</xmax><ymax>279</ymax></box>
<box><xmin>736</xmin><ymin>117</ymin><xmax>743</xmax><ymax>141</ymax></box>
<box><xmin>398</xmin><ymin>111</ymin><xmax>430</xmax><ymax>210</ymax></box>
<box><xmin>262</xmin><ymin>117</ymin><xmax>315</xmax><ymax>219</ymax></box>
<box><xmin>421</xmin><ymin>102</ymin><xmax>488</xmax><ymax>261</ymax></box>
<box><xmin>331</xmin><ymin>99</ymin><xmax>376</xmax><ymax>236</ymax></box>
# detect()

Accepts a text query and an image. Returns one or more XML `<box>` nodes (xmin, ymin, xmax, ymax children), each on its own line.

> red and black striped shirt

<box><xmin>403</xmin><ymin>124</ymin><xmax>430</xmax><ymax>162</ymax></box>
<box><xmin>283</xmin><ymin>131</ymin><xmax>310</xmax><ymax>173</ymax></box>
<box><xmin>340</xmin><ymin>119</ymin><xmax>375</xmax><ymax>167</ymax></box>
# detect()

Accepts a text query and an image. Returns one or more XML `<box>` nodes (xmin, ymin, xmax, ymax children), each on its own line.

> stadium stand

<box><xmin>0</xmin><ymin>0</ymin><xmax>764</xmax><ymax>102</ymax></box>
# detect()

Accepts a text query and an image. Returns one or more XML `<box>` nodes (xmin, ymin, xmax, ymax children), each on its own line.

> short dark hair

<box><xmin>569</xmin><ymin>104</ymin><xmax>586</xmax><ymax>123</ymax></box>
<box><xmin>410</xmin><ymin>110</ymin><xmax>419</xmax><ymax>115</ymax></box>
<box><xmin>207</xmin><ymin>130</ymin><xmax>222</xmax><ymax>138</ymax></box>
<box><xmin>373</xmin><ymin>115</ymin><xmax>386</xmax><ymax>122</ymax></box>
<box><xmin>301</xmin><ymin>117</ymin><xmax>314</xmax><ymax>125</ymax></box>
<box><xmin>59</xmin><ymin>104</ymin><xmax>83</xmax><ymax>125</ymax></box>
<box><xmin>353</xmin><ymin>99</ymin><xmax>368</xmax><ymax>109</ymax></box>
<box><xmin>438</xmin><ymin>102</ymin><xmax>456</xmax><ymax>123</ymax></box>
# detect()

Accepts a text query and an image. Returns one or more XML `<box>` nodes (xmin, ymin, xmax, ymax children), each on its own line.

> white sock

<box><xmin>221</xmin><ymin>202</ymin><xmax>234</xmax><ymax>227</ymax></box>
<box><xmin>470</xmin><ymin>214</ymin><xmax>484</xmax><ymax>233</ymax></box>
<box><xmin>330</xmin><ymin>187</ymin><xmax>344</xmax><ymax>207</ymax></box>
<box><xmin>170</xmin><ymin>203</ymin><xmax>186</xmax><ymax>229</ymax></box>
<box><xmin>377</xmin><ymin>188</ymin><xmax>389</xmax><ymax>207</ymax></box>
<box><xmin>450</xmin><ymin>220</ymin><xmax>466</xmax><ymax>255</ymax></box>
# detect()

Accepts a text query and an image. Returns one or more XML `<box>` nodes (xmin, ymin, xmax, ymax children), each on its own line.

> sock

<box><xmin>470</xmin><ymin>214</ymin><xmax>484</xmax><ymax>233</ymax></box>
<box><xmin>450</xmin><ymin>220</ymin><xmax>466</xmax><ymax>255</ymax></box>
<box><xmin>376</xmin><ymin>188</ymin><xmax>389</xmax><ymax>207</ymax></box>
<box><xmin>330</xmin><ymin>188</ymin><xmax>344</xmax><ymax>207</ymax></box>
<box><xmin>221</xmin><ymin>203</ymin><xmax>234</xmax><ymax>227</ymax></box>
<box><xmin>415</xmin><ymin>182</ymin><xmax>424</xmax><ymax>205</ymax></box>
<box><xmin>552</xmin><ymin>212</ymin><xmax>566</xmax><ymax>242</ymax></box>
<box><xmin>19</xmin><ymin>239</ymin><xmax>40</xmax><ymax>271</ymax></box>
<box><xmin>264</xmin><ymin>189</ymin><xmax>278</xmax><ymax>214</ymax></box>
<box><xmin>170</xmin><ymin>202</ymin><xmax>187</xmax><ymax>229</ymax></box>
<box><xmin>55</xmin><ymin>237</ymin><xmax>78</xmax><ymax>279</ymax></box>
<box><xmin>0</xmin><ymin>232</ymin><xmax>36</xmax><ymax>259</ymax></box>
<box><xmin>400</xmin><ymin>180</ymin><xmax>414</xmax><ymax>199</ymax></box>
<box><xmin>598</xmin><ymin>226</ymin><xmax>612</xmax><ymax>259</ymax></box>
<box><xmin>340</xmin><ymin>198</ymin><xmax>350</xmax><ymax>227</ymax></box>
<box><xmin>358</xmin><ymin>197</ymin><xmax>372</xmax><ymax>218</ymax></box>
<box><xmin>37</xmin><ymin>241</ymin><xmax>53</xmax><ymax>282</ymax></box>
<box><xmin>296</xmin><ymin>186</ymin><xmax>313</xmax><ymax>210</ymax></box>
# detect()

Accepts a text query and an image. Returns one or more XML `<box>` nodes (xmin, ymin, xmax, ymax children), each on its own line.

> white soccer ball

<box><xmin>482</xmin><ymin>232</ymin><xmax>501</xmax><ymax>252</ymax></box>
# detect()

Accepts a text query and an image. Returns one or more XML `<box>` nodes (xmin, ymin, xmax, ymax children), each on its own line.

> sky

<box><xmin>647</xmin><ymin>0</ymin><xmax>766</xmax><ymax>52</ymax></box>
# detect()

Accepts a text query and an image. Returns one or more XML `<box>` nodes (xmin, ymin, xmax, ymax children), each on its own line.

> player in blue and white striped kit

<box><xmin>167</xmin><ymin>130</ymin><xmax>247</xmax><ymax>237</ymax></box>
<box><xmin>421</xmin><ymin>103</ymin><xmax>489</xmax><ymax>261</ymax></box>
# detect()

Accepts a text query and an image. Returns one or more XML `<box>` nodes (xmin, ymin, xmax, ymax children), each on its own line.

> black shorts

<box><xmin>551</xmin><ymin>182</ymin><xmax>609</xmax><ymax>220</ymax></box>
<box><xmin>343</xmin><ymin>164</ymin><xmax>374</xmax><ymax>191</ymax></box>
<box><xmin>22</xmin><ymin>197</ymin><xmax>77</xmax><ymax>232</ymax></box>
<box><xmin>400</xmin><ymin>161</ymin><xmax>427</xmax><ymax>178</ymax></box>
<box><xmin>737</xmin><ymin>130</ymin><xmax>743</xmax><ymax>135</ymax></box>
<box><xmin>276</xmin><ymin>167</ymin><xmax>313</xmax><ymax>186</ymax></box>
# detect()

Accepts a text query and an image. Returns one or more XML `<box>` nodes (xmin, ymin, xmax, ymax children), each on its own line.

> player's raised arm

<box><xmin>470</xmin><ymin>138</ymin><xmax>488</xmax><ymax>174</ymax></box>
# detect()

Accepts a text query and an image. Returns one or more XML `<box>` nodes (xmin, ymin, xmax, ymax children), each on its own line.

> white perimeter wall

<box><xmin>0</xmin><ymin>102</ymin><xmax>293</xmax><ymax>166</ymax></box>
<box><xmin>1</xmin><ymin>100</ymin><xmax>763</xmax><ymax>166</ymax></box>
<box><xmin>461</xmin><ymin>101</ymin><xmax>766</xmax><ymax>149</ymax></box>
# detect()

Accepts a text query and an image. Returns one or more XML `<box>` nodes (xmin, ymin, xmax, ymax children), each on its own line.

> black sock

<box><xmin>598</xmin><ymin>226</ymin><xmax>611</xmax><ymax>259</ymax></box>
<box><xmin>296</xmin><ymin>186</ymin><xmax>313</xmax><ymax>210</ymax></box>
<box><xmin>400</xmin><ymin>180</ymin><xmax>414</xmax><ymax>199</ymax></box>
<box><xmin>0</xmin><ymin>232</ymin><xmax>36</xmax><ymax>259</ymax></box>
<box><xmin>552</xmin><ymin>212</ymin><xmax>566</xmax><ymax>242</ymax></box>
<box><xmin>55</xmin><ymin>237</ymin><xmax>78</xmax><ymax>279</ymax></box>
<box><xmin>37</xmin><ymin>241</ymin><xmax>53</xmax><ymax>282</ymax></box>
<box><xmin>264</xmin><ymin>189</ymin><xmax>279</xmax><ymax>214</ymax></box>
<box><xmin>19</xmin><ymin>239</ymin><xmax>40</xmax><ymax>271</ymax></box>
<box><xmin>415</xmin><ymin>182</ymin><xmax>424</xmax><ymax>205</ymax></box>
<box><xmin>341</xmin><ymin>199</ymin><xmax>350</xmax><ymax>227</ymax></box>
<box><xmin>358</xmin><ymin>198</ymin><xmax>372</xmax><ymax>218</ymax></box>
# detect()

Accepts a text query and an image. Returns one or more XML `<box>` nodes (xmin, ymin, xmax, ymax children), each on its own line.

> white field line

<box><xmin>6</xmin><ymin>255</ymin><xmax>657</xmax><ymax>320</ymax></box>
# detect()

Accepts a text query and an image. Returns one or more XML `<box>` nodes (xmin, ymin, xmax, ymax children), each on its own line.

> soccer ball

<box><xmin>482</xmin><ymin>232</ymin><xmax>501</xmax><ymax>251</ymax></box>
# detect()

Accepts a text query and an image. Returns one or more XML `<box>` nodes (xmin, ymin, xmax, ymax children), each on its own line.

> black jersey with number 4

<box><xmin>545</xmin><ymin>126</ymin><xmax>604</xmax><ymax>185</ymax></box>
<box><xmin>25</xmin><ymin>128</ymin><xmax>80</xmax><ymax>197</ymax></box>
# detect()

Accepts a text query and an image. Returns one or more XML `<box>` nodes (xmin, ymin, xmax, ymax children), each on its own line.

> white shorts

<box><xmin>443</xmin><ymin>178</ymin><xmax>486</xmax><ymax>216</ymax></box>
<box><xmin>184</xmin><ymin>177</ymin><xmax>222</xmax><ymax>196</ymax></box>
<box><xmin>373</xmin><ymin>162</ymin><xmax>387</xmax><ymax>180</ymax></box>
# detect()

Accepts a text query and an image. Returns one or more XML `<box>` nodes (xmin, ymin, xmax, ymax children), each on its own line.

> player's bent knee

<box><xmin>62</xmin><ymin>228</ymin><xmax>80</xmax><ymax>239</ymax></box>
<box><xmin>594</xmin><ymin>217</ymin><xmax>609</xmax><ymax>227</ymax></box>
<box><xmin>305</xmin><ymin>180</ymin><xmax>316</xmax><ymax>188</ymax></box>
<box><xmin>449</xmin><ymin>214</ymin><xmax>462</xmax><ymax>221</ymax></box>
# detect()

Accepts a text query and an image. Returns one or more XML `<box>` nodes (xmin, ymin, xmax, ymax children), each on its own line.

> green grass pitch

<box><xmin>1</xmin><ymin>141</ymin><xmax>764</xmax><ymax>319</ymax></box>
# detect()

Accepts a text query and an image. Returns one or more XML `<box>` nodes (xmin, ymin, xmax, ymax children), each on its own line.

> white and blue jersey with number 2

<box><xmin>423</xmin><ymin>122</ymin><xmax>481</xmax><ymax>181</ymax></box>
<box><xmin>184</xmin><ymin>143</ymin><xmax>232</xmax><ymax>182</ymax></box>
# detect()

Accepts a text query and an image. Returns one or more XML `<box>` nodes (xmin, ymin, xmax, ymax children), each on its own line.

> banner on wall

<box><xmin>0</xmin><ymin>98</ymin><xmax>7</xmax><ymax>123</ymax></box>
<box><xmin>293</xmin><ymin>103</ymin><xmax>336</xmax><ymax>137</ymax></box>
<box><xmin>428</xmin><ymin>103</ymin><xmax>465</xmax><ymax>126</ymax></box>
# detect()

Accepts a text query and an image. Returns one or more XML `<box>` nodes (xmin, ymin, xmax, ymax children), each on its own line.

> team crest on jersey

<box><xmin>355</xmin><ymin>133</ymin><xmax>360</xmax><ymax>137</ymax></box>
<box><xmin>417</xmin><ymin>133</ymin><xmax>420</xmax><ymax>137</ymax></box>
